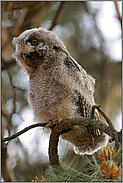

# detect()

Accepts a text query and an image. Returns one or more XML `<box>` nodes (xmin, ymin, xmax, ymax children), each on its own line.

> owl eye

<box><xmin>32</xmin><ymin>39</ymin><xmax>37</xmax><ymax>45</ymax></box>
<box><xmin>31</xmin><ymin>52</ymin><xmax>37</xmax><ymax>59</ymax></box>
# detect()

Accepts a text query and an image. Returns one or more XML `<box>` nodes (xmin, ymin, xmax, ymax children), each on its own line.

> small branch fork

<box><xmin>1</xmin><ymin>105</ymin><xmax>120</xmax><ymax>174</ymax></box>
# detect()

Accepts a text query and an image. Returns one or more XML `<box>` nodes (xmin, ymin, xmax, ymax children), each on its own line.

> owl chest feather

<box><xmin>28</xmin><ymin>69</ymin><xmax>79</xmax><ymax>123</ymax></box>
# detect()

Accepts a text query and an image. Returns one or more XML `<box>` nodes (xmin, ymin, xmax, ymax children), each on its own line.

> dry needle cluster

<box><xmin>98</xmin><ymin>147</ymin><xmax>122</xmax><ymax>179</ymax></box>
<box><xmin>32</xmin><ymin>175</ymin><xmax>48</xmax><ymax>182</ymax></box>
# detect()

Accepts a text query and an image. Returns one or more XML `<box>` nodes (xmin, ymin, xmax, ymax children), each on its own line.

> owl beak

<box><xmin>35</xmin><ymin>45</ymin><xmax>46</xmax><ymax>52</ymax></box>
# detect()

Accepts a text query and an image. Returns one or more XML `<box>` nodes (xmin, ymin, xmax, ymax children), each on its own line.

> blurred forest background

<box><xmin>1</xmin><ymin>1</ymin><xmax>122</xmax><ymax>182</ymax></box>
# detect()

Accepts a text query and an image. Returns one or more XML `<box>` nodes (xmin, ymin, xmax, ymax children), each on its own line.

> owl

<box><xmin>12</xmin><ymin>27</ymin><xmax>108</xmax><ymax>155</ymax></box>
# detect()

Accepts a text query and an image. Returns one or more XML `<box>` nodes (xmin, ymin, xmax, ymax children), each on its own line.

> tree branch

<box><xmin>2</xmin><ymin>107</ymin><xmax>119</xmax><ymax>147</ymax></box>
<box><xmin>1</xmin><ymin>59</ymin><xmax>17</xmax><ymax>70</ymax></box>
<box><xmin>49</xmin><ymin>2</ymin><xmax>65</xmax><ymax>30</ymax></box>
<box><xmin>1</xmin><ymin>123</ymin><xmax>47</xmax><ymax>142</ymax></box>
<box><xmin>1</xmin><ymin>105</ymin><xmax>120</xmax><ymax>175</ymax></box>
<box><xmin>49</xmin><ymin>106</ymin><xmax>120</xmax><ymax>173</ymax></box>
<box><xmin>2</xmin><ymin>117</ymin><xmax>110</xmax><ymax>143</ymax></box>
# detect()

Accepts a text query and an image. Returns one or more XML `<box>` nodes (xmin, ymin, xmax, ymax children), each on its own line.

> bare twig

<box><xmin>7</xmin><ymin>70</ymin><xmax>17</xmax><ymax>116</ymax></box>
<box><xmin>13</xmin><ymin>8</ymin><xmax>28</xmax><ymax>36</ymax></box>
<box><xmin>1</xmin><ymin>144</ymin><xmax>11</xmax><ymax>181</ymax></box>
<box><xmin>1</xmin><ymin>59</ymin><xmax>17</xmax><ymax>70</ymax></box>
<box><xmin>49</xmin><ymin>2</ymin><xmax>65</xmax><ymax>30</ymax></box>
<box><xmin>114</xmin><ymin>1</ymin><xmax>122</xmax><ymax>27</ymax></box>
<box><xmin>1</xmin><ymin>123</ymin><xmax>47</xmax><ymax>142</ymax></box>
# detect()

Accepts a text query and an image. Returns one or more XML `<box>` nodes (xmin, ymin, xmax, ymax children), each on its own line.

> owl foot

<box><xmin>45</xmin><ymin>118</ymin><xmax>63</xmax><ymax>129</ymax></box>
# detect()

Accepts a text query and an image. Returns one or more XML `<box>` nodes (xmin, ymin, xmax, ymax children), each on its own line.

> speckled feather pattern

<box><xmin>12</xmin><ymin>27</ymin><xmax>108</xmax><ymax>155</ymax></box>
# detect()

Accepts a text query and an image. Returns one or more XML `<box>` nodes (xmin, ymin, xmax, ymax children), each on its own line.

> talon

<box><xmin>45</xmin><ymin>120</ymin><xmax>54</xmax><ymax>128</ymax></box>
<box><xmin>56</xmin><ymin>118</ymin><xmax>63</xmax><ymax>125</ymax></box>
<box><xmin>45</xmin><ymin>118</ymin><xmax>63</xmax><ymax>129</ymax></box>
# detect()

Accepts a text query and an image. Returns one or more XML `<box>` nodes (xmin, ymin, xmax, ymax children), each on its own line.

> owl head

<box><xmin>12</xmin><ymin>27</ymin><xmax>69</xmax><ymax>73</ymax></box>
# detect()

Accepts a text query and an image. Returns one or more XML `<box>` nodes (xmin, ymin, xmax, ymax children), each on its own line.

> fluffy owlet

<box><xmin>12</xmin><ymin>27</ymin><xmax>108</xmax><ymax>155</ymax></box>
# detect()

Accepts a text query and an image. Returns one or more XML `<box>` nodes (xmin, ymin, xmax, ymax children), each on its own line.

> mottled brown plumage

<box><xmin>12</xmin><ymin>27</ymin><xmax>108</xmax><ymax>155</ymax></box>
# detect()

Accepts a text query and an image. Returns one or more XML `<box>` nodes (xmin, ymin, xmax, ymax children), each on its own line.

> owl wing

<box><xmin>68</xmin><ymin>55</ymin><xmax>95</xmax><ymax>95</ymax></box>
<box><xmin>74</xmin><ymin>90</ymin><xmax>102</xmax><ymax>136</ymax></box>
<box><xmin>68</xmin><ymin>56</ymin><xmax>102</xmax><ymax>137</ymax></box>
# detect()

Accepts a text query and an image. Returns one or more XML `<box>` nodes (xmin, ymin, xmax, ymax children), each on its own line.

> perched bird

<box><xmin>12</xmin><ymin>27</ymin><xmax>108</xmax><ymax>155</ymax></box>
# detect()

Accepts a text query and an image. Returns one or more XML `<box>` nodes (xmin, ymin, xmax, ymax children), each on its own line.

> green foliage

<box><xmin>42</xmin><ymin>146</ymin><xmax>122</xmax><ymax>182</ymax></box>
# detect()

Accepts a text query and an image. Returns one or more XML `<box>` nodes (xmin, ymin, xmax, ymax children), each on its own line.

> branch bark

<box><xmin>1</xmin><ymin>116</ymin><xmax>113</xmax><ymax>143</ymax></box>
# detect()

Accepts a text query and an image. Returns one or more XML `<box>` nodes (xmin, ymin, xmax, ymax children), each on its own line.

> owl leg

<box><xmin>45</xmin><ymin>118</ymin><xmax>63</xmax><ymax>129</ymax></box>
